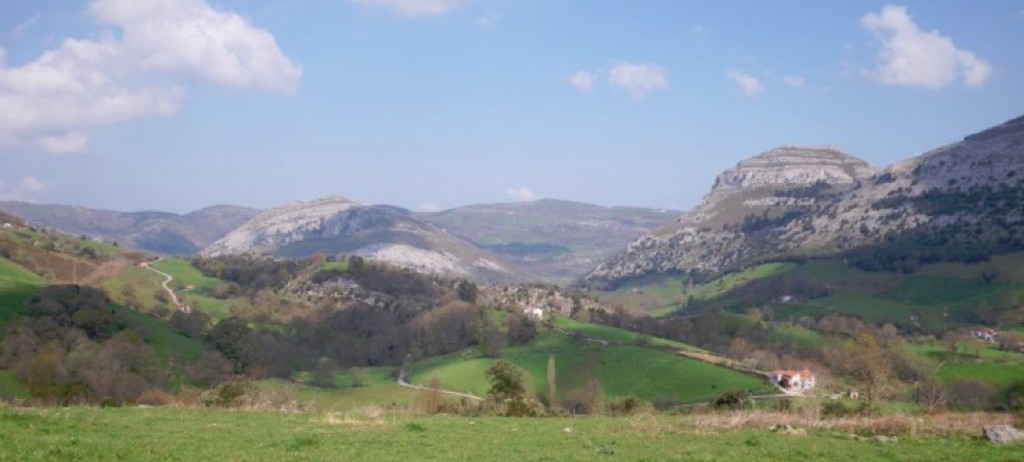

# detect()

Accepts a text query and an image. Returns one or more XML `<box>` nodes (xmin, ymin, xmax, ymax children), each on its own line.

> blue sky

<box><xmin>0</xmin><ymin>0</ymin><xmax>1022</xmax><ymax>213</ymax></box>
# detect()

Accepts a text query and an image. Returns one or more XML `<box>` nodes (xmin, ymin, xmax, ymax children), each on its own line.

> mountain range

<box><xmin>3</xmin><ymin>114</ymin><xmax>1022</xmax><ymax>288</ymax></box>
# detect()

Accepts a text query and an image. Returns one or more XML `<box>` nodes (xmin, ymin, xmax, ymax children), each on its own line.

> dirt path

<box><xmin>140</xmin><ymin>257</ymin><xmax>190</xmax><ymax>313</ymax></box>
<box><xmin>396</xmin><ymin>378</ymin><xmax>483</xmax><ymax>401</ymax></box>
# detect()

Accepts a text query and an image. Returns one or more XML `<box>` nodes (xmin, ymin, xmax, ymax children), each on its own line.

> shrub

<box><xmin>201</xmin><ymin>381</ymin><xmax>253</xmax><ymax>407</ymax></box>
<box><xmin>136</xmin><ymin>389</ymin><xmax>174</xmax><ymax>406</ymax></box>
<box><xmin>713</xmin><ymin>390</ymin><xmax>750</xmax><ymax>410</ymax></box>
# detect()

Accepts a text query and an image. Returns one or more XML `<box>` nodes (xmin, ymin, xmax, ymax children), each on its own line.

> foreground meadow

<box><xmin>0</xmin><ymin>406</ymin><xmax>1019</xmax><ymax>461</ymax></box>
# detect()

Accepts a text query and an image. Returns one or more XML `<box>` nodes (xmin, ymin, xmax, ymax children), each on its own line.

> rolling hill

<box><xmin>202</xmin><ymin>196</ymin><xmax>523</xmax><ymax>284</ymax></box>
<box><xmin>418</xmin><ymin>199</ymin><xmax>678</xmax><ymax>284</ymax></box>
<box><xmin>0</xmin><ymin>201</ymin><xmax>258</xmax><ymax>255</ymax></box>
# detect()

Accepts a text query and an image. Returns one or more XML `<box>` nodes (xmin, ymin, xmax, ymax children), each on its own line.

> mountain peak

<box><xmin>713</xmin><ymin>145</ymin><xmax>874</xmax><ymax>191</ymax></box>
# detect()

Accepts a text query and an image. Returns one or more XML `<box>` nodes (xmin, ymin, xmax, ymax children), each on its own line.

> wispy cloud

<box><xmin>352</xmin><ymin>0</ymin><xmax>468</xmax><ymax>18</ymax></box>
<box><xmin>860</xmin><ymin>4</ymin><xmax>991</xmax><ymax>89</ymax></box>
<box><xmin>783</xmin><ymin>74</ymin><xmax>805</xmax><ymax>88</ymax></box>
<box><xmin>608</xmin><ymin>62</ymin><xmax>667</xmax><ymax>98</ymax></box>
<box><xmin>0</xmin><ymin>0</ymin><xmax>301</xmax><ymax>155</ymax></box>
<box><xmin>38</xmin><ymin>131</ymin><xmax>88</xmax><ymax>154</ymax></box>
<box><xmin>567</xmin><ymin>70</ymin><xmax>598</xmax><ymax>92</ymax></box>
<box><xmin>726</xmin><ymin>69</ymin><xmax>763</xmax><ymax>98</ymax></box>
<box><xmin>11</xmin><ymin>13</ymin><xmax>41</xmax><ymax>39</ymax></box>
<box><xmin>0</xmin><ymin>175</ymin><xmax>48</xmax><ymax>201</ymax></box>
<box><xmin>476</xmin><ymin>11</ymin><xmax>501</xmax><ymax>30</ymax></box>
<box><xmin>504</xmin><ymin>186</ymin><xmax>536</xmax><ymax>202</ymax></box>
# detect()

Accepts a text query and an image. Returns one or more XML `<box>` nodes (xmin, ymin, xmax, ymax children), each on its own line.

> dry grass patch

<box><xmin>678</xmin><ymin>410</ymin><xmax>1018</xmax><ymax>437</ymax></box>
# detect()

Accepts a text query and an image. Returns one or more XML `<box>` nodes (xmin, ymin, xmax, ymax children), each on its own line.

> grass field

<box><xmin>0</xmin><ymin>257</ymin><xmax>44</xmax><ymax>325</ymax></box>
<box><xmin>263</xmin><ymin>367</ymin><xmax>416</xmax><ymax>411</ymax></box>
<box><xmin>411</xmin><ymin>326</ymin><xmax>772</xmax><ymax>404</ymax></box>
<box><xmin>113</xmin><ymin>305</ymin><xmax>205</xmax><ymax>362</ymax></box>
<box><xmin>0</xmin><ymin>407</ymin><xmax>1019</xmax><ymax>461</ymax></box>
<box><xmin>596</xmin><ymin>263</ymin><xmax>797</xmax><ymax>316</ymax></box>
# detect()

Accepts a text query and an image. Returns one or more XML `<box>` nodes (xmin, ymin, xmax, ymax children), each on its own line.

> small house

<box><xmin>770</xmin><ymin>369</ymin><xmax>816</xmax><ymax>392</ymax></box>
<box><xmin>523</xmin><ymin>307</ymin><xmax>544</xmax><ymax>320</ymax></box>
<box><xmin>971</xmin><ymin>328</ymin><xmax>999</xmax><ymax>343</ymax></box>
<box><xmin>1</xmin><ymin>223</ymin><xmax>11</xmax><ymax>230</ymax></box>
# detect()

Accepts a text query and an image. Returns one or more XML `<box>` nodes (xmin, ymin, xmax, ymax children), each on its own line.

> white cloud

<box><xmin>38</xmin><ymin>131</ymin><xmax>89</xmax><ymax>154</ymax></box>
<box><xmin>504</xmin><ymin>186</ymin><xmax>536</xmax><ymax>202</ymax></box>
<box><xmin>476</xmin><ymin>11</ymin><xmax>501</xmax><ymax>30</ymax></box>
<box><xmin>0</xmin><ymin>175</ymin><xmax>48</xmax><ymax>200</ymax></box>
<box><xmin>783</xmin><ymin>74</ymin><xmax>805</xmax><ymax>88</ymax></box>
<box><xmin>568</xmin><ymin>70</ymin><xmax>597</xmax><ymax>92</ymax></box>
<box><xmin>861</xmin><ymin>5</ymin><xmax>992</xmax><ymax>89</ymax></box>
<box><xmin>726</xmin><ymin>69</ymin><xmax>763</xmax><ymax>97</ymax></box>
<box><xmin>12</xmin><ymin>13</ymin><xmax>41</xmax><ymax>39</ymax></box>
<box><xmin>0</xmin><ymin>0</ymin><xmax>300</xmax><ymax>154</ymax></box>
<box><xmin>89</xmin><ymin>0</ymin><xmax>302</xmax><ymax>91</ymax></box>
<box><xmin>608</xmin><ymin>62</ymin><xmax>667</xmax><ymax>98</ymax></box>
<box><xmin>352</xmin><ymin>0</ymin><xmax>468</xmax><ymax>18</ymax></box>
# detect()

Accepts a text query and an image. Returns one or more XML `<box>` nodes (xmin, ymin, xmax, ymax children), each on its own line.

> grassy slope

<box><xmin>152</xmin><ymin>258</ymin><xmax>234</xmax><ymax>320</ymax></box>
<box><xmin>262</xmin><ymin>367</ymin><xmax>416</xmax><ymax>411</ymax></box>
<box><xmin>611</xmin><ymin>254</ymin><xmax>1024</xmax><ymax>328</ymax></box>
<box><xmin>910</xmin><ymin>343</ymin><xmax>1024</xmax><ymax>387</ymax></box>
<box><xmin>596</xmin><ymin>263</ymin><xmax>796</xmax><ymax>316</ymax></box>
<box><xmin>1</xmin><ymin>407</ymin><xmax>1019</xmax><ymax>462</ymax></box>
<box><xmin>0</xmin><ymin>257</ymin><xmax>44</xmax><ymax>325</ymax></box>
<box><xmin>411</xmin><ymin>324</ymin><xmax>771</xmax><ymax>403</ymax></box>
<box><xmin>105</xmin><ymin>258</ymin><xmax>237</xmax><ymax>321</ymax></box>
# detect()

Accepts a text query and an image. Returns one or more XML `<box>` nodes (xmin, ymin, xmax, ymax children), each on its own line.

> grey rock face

<box><xmin>585</xmin><ymin>116</ymin><xmax>1024</xmax><ymax>288</ymax></box>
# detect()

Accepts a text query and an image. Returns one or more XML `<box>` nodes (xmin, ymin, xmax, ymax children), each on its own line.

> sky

<box><xmin>0</xmin><ymin>0</ymin><xmax>1022</xmax><ymax>213</ymax></box>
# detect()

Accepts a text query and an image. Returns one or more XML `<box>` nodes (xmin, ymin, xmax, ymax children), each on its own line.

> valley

<box><xmin>1</xmin><ymin>115</ymin><xmax>1023</xmax><ymax>457</ymax></box>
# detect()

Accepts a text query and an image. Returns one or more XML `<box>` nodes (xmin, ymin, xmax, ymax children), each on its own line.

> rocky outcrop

<box><xmin>203</xmin><ymin>196</ymin><xmax>363</xmax><ymax>256</ymax></box>
<box><xmin>984</xmin><ymin>425</ymin><xmax>1024</xmax><ymax>444</ymax></box>
<box><xmin>203</xmin><ymin>196</ymin><xmax>521</xmax><ymax>284</ymax></box>
<box><xmin>586</xmin><ymin>116</ymin><xmax>1024</xmax><ymax>288</ymax></box>
<box><xmin>479</xmin><ymin>285</ymin><xmax>603</xmax><ymax>316</ymax></box>
<box><xmin>586</xmin><ymin>146</ymin><xmax>874</xmax><ymax>287</ymax></box>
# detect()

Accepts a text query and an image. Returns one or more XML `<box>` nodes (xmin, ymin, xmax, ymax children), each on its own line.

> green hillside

<box><xmin>612</xmin><ymin>253</ymin><xmax>1024</xmax><ymax>331</ymax></box>
<box><xmin>410</xmin><ymin>323</ymin><xmax>771</xmax><ymax>404</ymax></box>
<box><xmin>0</xmin><ymin>257</ymin><xmax>44</xmax><ymax>325</ymax></box>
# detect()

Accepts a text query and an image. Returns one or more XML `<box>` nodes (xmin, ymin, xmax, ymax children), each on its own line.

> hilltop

<box><xmin>586</xmin><ymin>115</ymin><xmax>1024</xmax><ymax>288</ymax></box>
<box><xmin>0</xmin><ymin>202</ymin><xmax>258</xmax><ymax>256</ymax></box>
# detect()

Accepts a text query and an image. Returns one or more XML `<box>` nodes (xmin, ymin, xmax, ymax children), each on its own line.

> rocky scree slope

<box><xmin>586</xmin><ymin>115</ymin><xmax>1024</xmax><ymax>288</ymax></box>
<box><xmin>202</xmin><ymin>196</ymin><xmax>522</xmax><ymax>284</ymax></box>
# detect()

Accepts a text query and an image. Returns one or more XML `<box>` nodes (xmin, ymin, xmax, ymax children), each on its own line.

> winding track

<box><xmin>396</xmin><ymin>378</ymin><xmax>483</xmax><ymax>401</ymax></box>
<box><xmin>140</xmin><ymin>257</ymin><xmax>190</xmax><ymax>313</ymax></box>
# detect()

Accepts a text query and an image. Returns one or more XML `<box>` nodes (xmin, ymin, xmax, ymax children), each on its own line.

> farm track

<box><xmin>141</xmin><ymin>257</ymin><xmax>190</xmax><ymax>313</ymax></box>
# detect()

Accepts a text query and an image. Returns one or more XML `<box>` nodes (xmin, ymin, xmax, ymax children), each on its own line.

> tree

<box><xmin>942</xmin><ymin>331</ymin><xmax>960</xmax><ymax>358</ymax></box>
<box><xmin>311</xmin><ymin>357</ymin><xmax>337</xmax><ymax>389</ymax></box>
<box><xmin>208</xmin><ymin>317</ymin><xmax>252</xmax><ymax>374</ymax></box>
<box><xmin>546</xmin><ymin>355</ymin><xmax>558</xmax><ymax>411</ymax></box>
<box><xmin>485</xmin><ymin>359</ymin><xmax>535</xmax><ymax>416</ymax></box>
<box><xmin>847</xmin><ymin>332</ymin><xmax>892</xmax><ymax>402</ymax></box>
<box><xmin>479</xmin><ymin>317</ymin><xmax>504</xmax><ymax>358</ymax></box>
<box><xmin>506</xmin><ymin>313</ymin><xmax>538</xmax><ymax>346</ymax></box>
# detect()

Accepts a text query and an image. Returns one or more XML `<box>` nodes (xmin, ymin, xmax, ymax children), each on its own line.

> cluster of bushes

<box><xmin>0</xmin><ymin>286</ymin><xmax>166</xmax><ymax>405</ymax></box>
